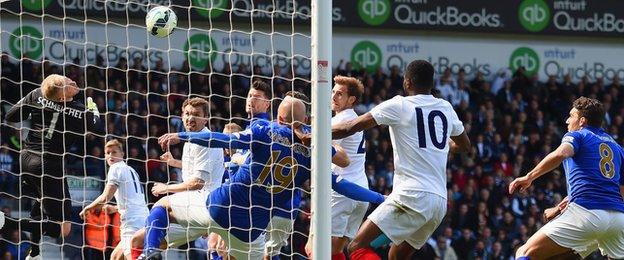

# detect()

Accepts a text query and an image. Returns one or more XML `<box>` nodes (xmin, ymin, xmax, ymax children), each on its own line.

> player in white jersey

<box><xmin>129</xmin><ymin>98</ymin><xmax>225</xmax><ymax>257</ymax></box>
<box><xmin>80</xmin><ymin>139</ymin><xmax>148</xmax><ymax>260</ymax></box>
<box><xmin>332</xmin><ymin>60</ymin><xmax>471</xmax><ymax>260</ymax></box>
<box><xmin>152</xmin><ymin>97</ymin><xmax>225</xmax><ymax>195</ymax></box>
<box><xmin>305</xmin><ymin>76</ymin><xmax>369</xmax><ymax>260</ymax></box>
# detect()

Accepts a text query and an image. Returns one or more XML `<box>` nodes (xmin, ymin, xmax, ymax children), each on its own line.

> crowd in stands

<box><xmin>1</xmin><ymin>52</ymin><xmax>620</xmax><ymax>259</ymax></box>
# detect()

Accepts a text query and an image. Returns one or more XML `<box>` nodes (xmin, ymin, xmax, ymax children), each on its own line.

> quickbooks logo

<box><xmin>518</xmin><ymin>0</ymin><xmax>550</xmax><ymax>32</ymax></box>
<box><xmin>192</xmin><ymin>0</ymin><xmax>228</xmax><ymax>18</ymax></box>
<box><xmin>358</xmin><ymin>0</ymin><xmax>390</xmax><ymax>26</ymax></box>
<box><xmin>184</xmin><ymin>34</ymin><xmax>217</xmax><ymax>70</ymax></box>
<box><xmin>509</xmin><ymin>47</ymin><xmax>540</xmax><ymax>76</ymax></box>
<box><xmin>351</xmin><ymin>41</ymin><xmax>382</xmax><ymax>73</ymax></box>
<box><xmin>22</xmin><ymin>0</ymin><xmax>53</xmax><ymax>11</ymax></box>
<box><xmin>9</xmin><ymin>26</ymin><xmax>43</xmax><ymax>59</ymax></box>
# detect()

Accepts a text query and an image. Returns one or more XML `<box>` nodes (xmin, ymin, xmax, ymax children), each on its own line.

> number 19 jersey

<box><xmin>370</xmin><ymin>95</ymin><xmax>464</xmax><ymax>199</ymax></box>
<box><xmin>208</xmin><ymin>122</ymin><xmax>315</xmax><ymax>242</ymax></box>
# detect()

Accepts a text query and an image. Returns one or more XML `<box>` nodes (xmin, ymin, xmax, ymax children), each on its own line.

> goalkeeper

<box><xmin>1</xmin><ymin>74</ymin><xmax>101</xmax><ymax>260</ymax></box>
<box><xmin>139</xmin><ymin>96</ymin><xmax>385</xmax><ymax>260</ymax></box>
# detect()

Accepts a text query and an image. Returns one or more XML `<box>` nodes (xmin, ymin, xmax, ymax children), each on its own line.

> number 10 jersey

<box><xmin>369</xmin><ymin>94</ymin><xmax>464</xmax><ymax>200</ymax></box>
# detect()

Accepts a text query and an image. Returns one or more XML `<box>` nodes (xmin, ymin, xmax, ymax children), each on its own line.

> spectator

<box><xmin>0</xmin><ymin>145</ymin><xmax>15</xmax><ymax>195</ymax></box>
<box><xmin>433</xmin><ymin>235</ymin><xmax>458</xmax><ymax>260</ymax></box>
<box><xmin>511</xmin><ymin>192</ymin><xmax>536</xmax><ymax>218</ymax></box>
<box><xmin>489</xmin><ymin>241</ymin><xmax>506</xmax><ymax>260</ymax></box>
<box><xmin>453</xmin><ymin>229</ymin><xmax>476</xmax><ymax>260</ymax></box>
<box><xmin>470</xmin><ymin>240</ymin><xmax>488</xmax><ymax>260</ymax></box>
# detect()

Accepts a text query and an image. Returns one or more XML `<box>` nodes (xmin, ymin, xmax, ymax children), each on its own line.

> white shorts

<box><xmin>167</xmin><ymin>190</ymin><xmax>211</xmax><ymax>247</ymax></box>
<box><xmin>368</xmin><ymin>191</ymin><xmax>446</xmax><ymax>250</ymax></box>
<box><xmin>119</xmin><ymin>216</ymin><xmax>146</xmax><ymax>256</ymax></box>
<box><xmin>265</xmin><ymin>216</ymin><xmax>293</xmax><ymax>257</ymax></box>
<box><xmin>168</xmin><ymin>191</ymin><xmax>265</xmax><ymax>260</ymax></box>
<box><xmin>541</xmin><ymin>202</ymin><xmax>624</xmax><ymax>259</ymax></box>
<box><xmin>166</xmin><ymin>223</ymin><xmax>207</xmax><ymax>248</ymax></box>
<box><xmin>331</xmin><ymin>191</ymin><xmax>369</xmax><ymax>239</ymax></box>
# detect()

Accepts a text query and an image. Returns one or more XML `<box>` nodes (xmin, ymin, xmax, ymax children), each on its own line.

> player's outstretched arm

<box><xmin>332</xmin><ymin>145</ymin><xmax>350</xmax><ymax>168</ymax></box>
<box><xmin>151</xmin><ymin>177</ymin><xmax>205</xmax><ymax>196</ymax></box>
<box><xmin>332</xmin><ymin>113</ymin><xmax>378</xmax><ymax>140</ymax></box>
<box><xmin>331</xmin><ymin>174</ymin><xmax>385</xmax><ymax>204</ymax></box>
<box><xmin>543</xmin><ymin>196</ymin><xmax>570</xmax><ymax>222</ymax></box>
<box><xmin>450</xmin><ymin>131</ymin><xmax>471</xmax><ymax>154</ymax></box>
<box><xmin>79</xmin><ymin>184</ymin><xmax>118</xmax><ymax>219</ymax></box>
<box><xmin>158</xmin><ymin>131</ymin><xmax>250</xmax><ymax>150</ymax></box>
<box><xmin>509</xmin><ymin>143</ymin><xmax>574</xmax><ymax>194</ymax></box>
<box><xmin>160</xmin><ymin>152</ymin><xmax>182</xmax><ymax>168</ymax></box>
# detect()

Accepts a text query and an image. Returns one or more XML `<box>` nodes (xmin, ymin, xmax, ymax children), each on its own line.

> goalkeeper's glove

<box><xmin>87</xmin><ymin>97</ymin><xmax>100</xmax><ymax>118</ymax></box>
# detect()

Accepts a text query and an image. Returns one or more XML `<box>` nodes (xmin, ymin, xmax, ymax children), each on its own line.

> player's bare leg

<box><xmin>130</xmin><ymin>228</ymin><xmax>146</xmax><ymax>259</ymax></box>
<box><xmin>332</xmin><ymin>237</ymin><xmax>349</xmax><ymax>254</ymax></box>
<box><xmin>210</xmin><ymin>232</ymin><xmax>233</xmax><ymax>260</ymax></box>
<box><xmin>305</xmin><ymin>233</ymin><xmax>352</xmax><ymax>259</ymax></box>
<box><xmin>546</xmin><ymin>251</ymin><xmax>582</xmax><ymax>260</ymax></box>
<box><xmin>347</xmin><ymin>219</ymin><xmax>384</xmax><ymax>259</ymax></box>
<box><xmin>388</xmin><ymin>241</ymin><xmax>415</xmax><ymax>260</ymax></box>
<box><xmin>110</xmin><ymin>244</ymin><xmax>125</xmax><ymax>260</ymax></box>
<box><xmin>60</xmin><ymin>221</ymin><xmax>71</xmax><ymax>237</ymax></box>
<box><xmin>131</xmin><ymin>228</ymin><xmax>146</xmax><ymax>248</ymax></box>
<box><xmin>516</xmin><ymin>230</ymin><xmax>573</xmax><ymax>259</ymax></box>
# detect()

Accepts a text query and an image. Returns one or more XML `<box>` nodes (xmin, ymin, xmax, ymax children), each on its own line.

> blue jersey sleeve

<box><xmin>331</xmin><ymin>174</ymin><xmax>385</xmax><ymax>204</ymax></box>
<box><xmin>331</xmin><ymin>147</ymin><xmax>337</xmax><ymax>157</ymax></box>
<box><xmin>179</xmin><ymin>129</ymin><xmax>251</xmax><ymax>149</ymax></box>
<box><xmin>562</xmin><ymin>131</ymin><xmax>583</xmax><ymax>154</ymax></box>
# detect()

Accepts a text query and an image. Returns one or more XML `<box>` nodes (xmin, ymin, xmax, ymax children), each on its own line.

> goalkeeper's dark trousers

<box><xmin>8</xmin><ymin>151</ymin><xmax>73</xmax><ymax>255</ymax></box>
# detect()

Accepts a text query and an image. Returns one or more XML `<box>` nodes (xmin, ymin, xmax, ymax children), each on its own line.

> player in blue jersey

<box><xmin>139</xmin><ymin>96</ymin><xmax>385</xmax><ymax>260</ymax></box>
<box><xmin>246</xmin><ymin>80</ymin><xmax>272</xmax><ymax>128</ymax></box>
<box><xmin>264</xmin><ymin>90</ymin><xmax>311</xmax><ymax>260</ymax></box>
<box><xmin>510</xmin><ymin>97</ymin><xmax>624</xmax><ymax>260</ymax></box>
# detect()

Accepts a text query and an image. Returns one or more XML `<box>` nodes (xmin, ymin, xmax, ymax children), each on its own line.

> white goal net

<box><xmin>0</xmin><ymin>1</ymin><xmax>317</xmax><ymax>259</ymax></box>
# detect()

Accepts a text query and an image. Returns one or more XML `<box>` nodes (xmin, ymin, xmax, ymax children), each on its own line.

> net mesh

<box><xmin>0</xmin><ymin>1</ymin><xmax>313</xmax><ymax>259</ymax></box>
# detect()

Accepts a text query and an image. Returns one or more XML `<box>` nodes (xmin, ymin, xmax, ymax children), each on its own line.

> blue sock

<box><xmin>370</xmin><ymin>233</ymin><xmax>392</xmax><ymax>248</ymax></box>
<box><xmin>271</xmin><ymin>255</ymin><xmax>280</xmax><ymax>260</ymax></box>
<box><xmin>144</xmin><ymin>206</ymin><xmax>168</xmax><ymax>250</ymax></box>
<box><xmin>516</xmin><ymin>257</ymin><xmax>530</xmax><ymax>260</ymax></box>
<box><xmin>210</xmin><ymin>251</ymin><xmax>222</xmax><ymax>260</ymax></box>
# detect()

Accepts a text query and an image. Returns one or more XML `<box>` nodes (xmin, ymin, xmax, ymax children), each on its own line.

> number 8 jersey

<box><xmin>561</xmin><ymin>126</ymin><xmax>624</xmax><ymax>212</ymax></box>
<box><xmin>369</xmin><ymin>95</ymin><xmax>464</xmax><ymax>200</ymax></box>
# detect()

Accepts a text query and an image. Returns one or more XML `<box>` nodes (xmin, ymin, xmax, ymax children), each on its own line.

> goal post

<box><xmin>310</xmin><ymin>0</ymin><xmax>333</xmax><ymax>259</ymax></box>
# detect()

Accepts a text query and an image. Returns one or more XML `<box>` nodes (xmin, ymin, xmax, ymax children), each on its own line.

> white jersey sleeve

<box><xmin>449</xmin><ymin>107</ymin><xmax>464</xmax><ymax>136</ymax></box>
<box><xmin>370</xmin><ymin>95</ymin><xmax>404</xmax><ymax>126</ymax></box>
<box><xmin>106</xmin><ymin>164</ymin><xmax>122</xmax><ymax>186</ymax></box>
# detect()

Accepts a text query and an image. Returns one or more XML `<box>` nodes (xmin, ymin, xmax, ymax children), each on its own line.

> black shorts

<box><xmin>20</xmin><ymin>151</ymin><xmax>72</xmax><ymax>222</ymax></box>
